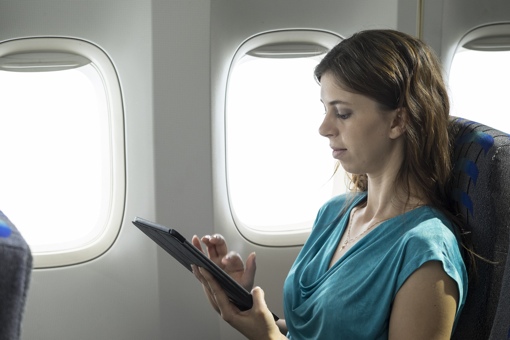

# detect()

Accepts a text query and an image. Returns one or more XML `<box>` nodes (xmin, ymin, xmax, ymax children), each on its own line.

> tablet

<box><xmin>132</xmin><ymin>216</ymin><xmax>279</xmax><ymax>321</ymax></box>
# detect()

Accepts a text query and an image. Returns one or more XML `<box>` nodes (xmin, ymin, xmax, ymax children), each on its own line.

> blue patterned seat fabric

<box><xmin>449</xmin><ymin>117</ymin><xmax>510</xmax><ymax>340</ymax></box>
<box><xmin>0</xmin><ymin>211</ymin><xmax>32</xmax><ymax>340</ymax></box>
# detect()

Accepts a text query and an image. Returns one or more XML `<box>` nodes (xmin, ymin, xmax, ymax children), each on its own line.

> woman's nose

<box><xmin>319</xmin><ymin>112</ymin><xmax>336</xmax><ymax>138</ymax></box>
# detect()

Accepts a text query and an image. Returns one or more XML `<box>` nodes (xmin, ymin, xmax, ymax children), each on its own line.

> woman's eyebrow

<box><xmin>321</xmin><ymin>99</ymin><xmax>352</xmax><ymax>106</ymax></box>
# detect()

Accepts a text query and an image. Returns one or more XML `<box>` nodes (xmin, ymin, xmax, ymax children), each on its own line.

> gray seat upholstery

<box><xmin>449</xmin><ymin>117</ymin><xmax>510</xmax><ymax>340</ymax></box>
<box><xmin>0</xmin><ymin>211</ymin><xmax>32</xmax><ymax>340</ymax></box>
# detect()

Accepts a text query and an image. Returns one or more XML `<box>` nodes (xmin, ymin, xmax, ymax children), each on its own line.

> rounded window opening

<box><xmin>225</xmin><ymin>30</ymin><xmax>347</xmax><ymax>246</ymax></box>
<box><xmin>0</xmin><ymin>38</ymin><xmax>125</xmax><ymax>268</ymax></box>
<box><xmin>449</xmin><ymin>24</ymin><xmax>510</xmax><ymax>133</ymax></box>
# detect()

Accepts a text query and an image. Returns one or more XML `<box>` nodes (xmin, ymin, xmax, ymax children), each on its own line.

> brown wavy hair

<box><xmin>314</xmin><ymin>29</ymin><xmax>451</xmax><ymax>212</ymax></box>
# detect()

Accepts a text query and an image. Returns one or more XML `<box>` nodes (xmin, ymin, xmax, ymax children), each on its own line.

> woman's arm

<box><xmin>389</xmin><ymin>261</ymin><xmax>459</xmax><ymax>340</ymax></box>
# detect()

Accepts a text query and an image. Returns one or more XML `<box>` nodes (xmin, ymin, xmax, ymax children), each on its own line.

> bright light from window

<box><xmin>227</xmin><ymin>56</ymin><xmax>346</xmax><ymax>233</ymax></box>
<box><xmin>0</xmin><ymin>65</ymin><xmax>112</xmax><ymax>253</ymax></box>
<box><xmin>449</xmin><ymin>49</ymin><xmax>510</xmax><ymax>133</ymax></box>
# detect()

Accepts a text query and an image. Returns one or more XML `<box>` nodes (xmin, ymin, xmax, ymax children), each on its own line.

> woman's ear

<box><xmin>389</xmin><ymin>108</ymin><xmax>407</xmax><ymax>139</ymax></box>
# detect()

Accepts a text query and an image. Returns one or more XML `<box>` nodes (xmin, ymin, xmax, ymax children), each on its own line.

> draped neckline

<box><xmin>298</xmin><ymin>193</ymin><xmax>430</xmax><ymax>297</ymax></box>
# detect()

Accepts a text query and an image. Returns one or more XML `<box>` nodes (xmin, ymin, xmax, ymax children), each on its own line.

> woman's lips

<box><xmin>332</xmin><ymin>148</ymin><xmax>347</xmax><ymax>158</ymax></box>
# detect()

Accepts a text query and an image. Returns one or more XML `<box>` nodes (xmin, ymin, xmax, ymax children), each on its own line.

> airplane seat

<box><xmin>0</xmin><ymin>211</ymin><xmax>32</xmax><ymax>340</ymax></box>
<box><xmin>448</xmin><ymin>117</ymin><xmax>510</xmax><ymax>340</ymax></box>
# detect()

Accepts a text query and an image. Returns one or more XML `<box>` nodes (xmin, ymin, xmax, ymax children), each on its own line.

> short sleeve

<box><xmin>395</xmin><ymin>218</ymin><xmax>468</xmax><ymax>316</ymax></box>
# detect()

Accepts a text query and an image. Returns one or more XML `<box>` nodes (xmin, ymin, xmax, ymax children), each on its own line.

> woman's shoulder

<box><xmin>401</xmin><ymin>206</ymin><xmax>456</xmax><ymax>238</ymax></box>
<box><xmin>394</xmin><ymin>206</ymin><xmax>465</xmax><ymax>267</ymax></box>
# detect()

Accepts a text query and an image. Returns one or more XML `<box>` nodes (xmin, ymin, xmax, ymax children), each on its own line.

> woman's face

<box><xmin>318</xmin><ymin>72</ymin><xmax>404</xmax><ymax>177</ymax></box>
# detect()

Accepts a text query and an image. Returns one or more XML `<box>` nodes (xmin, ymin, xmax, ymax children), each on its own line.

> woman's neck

<box><xmin>359</xmin><ymin>176</ymin><xmax>428</xmax><ymax>224</ymax></box>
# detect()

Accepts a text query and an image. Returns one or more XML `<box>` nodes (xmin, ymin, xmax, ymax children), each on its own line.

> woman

<box><xmin>192</xmin><ymin>29</ymin><xmax>468</xmax><ymax>339</ymax></box>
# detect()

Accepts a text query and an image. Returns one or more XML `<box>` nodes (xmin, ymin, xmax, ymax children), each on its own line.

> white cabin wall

<box><xmin>152</xmin><ymin>0</ymin><xmax>220</xmax><ymax>339</ymax></box>
<box><xmin>422</xmin><ymin>0</ymin><xmax>510</xmax><ymax>74</ymax></box>
<box><xmin>398</xmin><ymin>0</ymin><xmax>420</xmax><ymax>35</ymax></box>
<box><xmin>0</xmin><ymin>1</ymin><xmax>160</xmax><ymax>339</ymax></box>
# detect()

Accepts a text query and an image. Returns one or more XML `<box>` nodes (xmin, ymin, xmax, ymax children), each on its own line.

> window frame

<box><xmin>223</xmin><ymin>29</ymin><xmax>342</xmax><ymax>246</ymax></box>
<box><xmin>0</xmin><ymin>37</ymin><xmax>125</xmax><ymax>268</ymax></box>
<box><xmin>456</xmin><ymin>23</ymin><xmax>510</xmax><ymax>52</ymax></box>
<box><xmin>448</xmin><ymin>23</ymin><xmax>510</xmax><ymax>132</ymax></box>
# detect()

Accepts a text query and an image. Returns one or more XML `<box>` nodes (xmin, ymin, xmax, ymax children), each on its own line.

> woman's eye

<box><xmin>322</xmin><ymin>109</ymin><xmax>351</xmax><ymax>119</ymax></box>
<box><xmin>336</xmin><ymin>112</ymin><xmax>351</xmax><ymax>119</ymax></box>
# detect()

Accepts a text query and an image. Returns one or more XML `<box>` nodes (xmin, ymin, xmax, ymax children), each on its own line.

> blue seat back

<box><xmin>449</xmin><ymin>118</ymin><xmax>510</xmax><ymax>340</ymax></box>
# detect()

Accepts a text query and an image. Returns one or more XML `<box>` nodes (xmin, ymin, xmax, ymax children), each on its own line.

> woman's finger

<box><xmin>192</xmin><ymin>235</ymin><xmax>205</xmax><ymax>253</ymax></box>
<box><xmin>192</xmin><ymin>264</ymin><xmax>221</xmax><ymax>314</ymax></box>
<box><xmin>243</xmin><ymin>252</ymin><xmax>256</xmax><ymax>290</ymax></box>
<box><xmin>198</xmin><ymin>267</ymin><xmax>240</xmax><ymax>319</ymax></box>
<box><xmin>202</xmin><ymin>234</ymin><xmax>228</xmax><ymax>260</ymax></box>
<box><xmin>251</xmin><ymin>286</ymin><xmax>268</xmax><ymax>315</ymax></box>
<box><xmin>221</xmin><ymin>251</ymin><xmax>245</xmax><ymax>271</ymax></box>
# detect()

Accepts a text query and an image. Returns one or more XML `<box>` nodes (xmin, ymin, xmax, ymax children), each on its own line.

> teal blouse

<box><xmin>283</xmin><ymin>193</ymin><xmax>468</xmax><ymax>339</ymax></box>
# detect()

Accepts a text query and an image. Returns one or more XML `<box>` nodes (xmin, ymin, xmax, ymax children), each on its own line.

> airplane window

<box><xmin>449</xmin><ymin>25</ymin><xmax>510</xmax><ymax>133</ymax></box>
<box><xmin>0</xmin><ymin>38</ymin><xmax>125</xmax><ymax>268</ymax></box>
<box><xmin>226</xmin><ymin>31</ymin><xmax>346</xmax><ymax>246</ymax></box>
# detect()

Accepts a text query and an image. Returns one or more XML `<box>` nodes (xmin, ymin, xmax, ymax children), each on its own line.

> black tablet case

<box><xmin>132</xmin><ymin>217</ymin><xmax>279</xmax><ymax>321</ymax></box>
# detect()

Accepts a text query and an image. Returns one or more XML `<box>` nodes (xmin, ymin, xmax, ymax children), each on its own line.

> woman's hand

<box><xmin>191</xmin><ymin>234</ymin><xmax>256</xmax><ymax>315</ymax></box>
<box><xmin>195</xmin><ymin>266</ymin><xmax>285</xmax><ymax>340</ymax></box>
<box><xmin>192</xmin><ymin>234</ymin><xmax>256</xmax><ymax>291</ymax></box>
